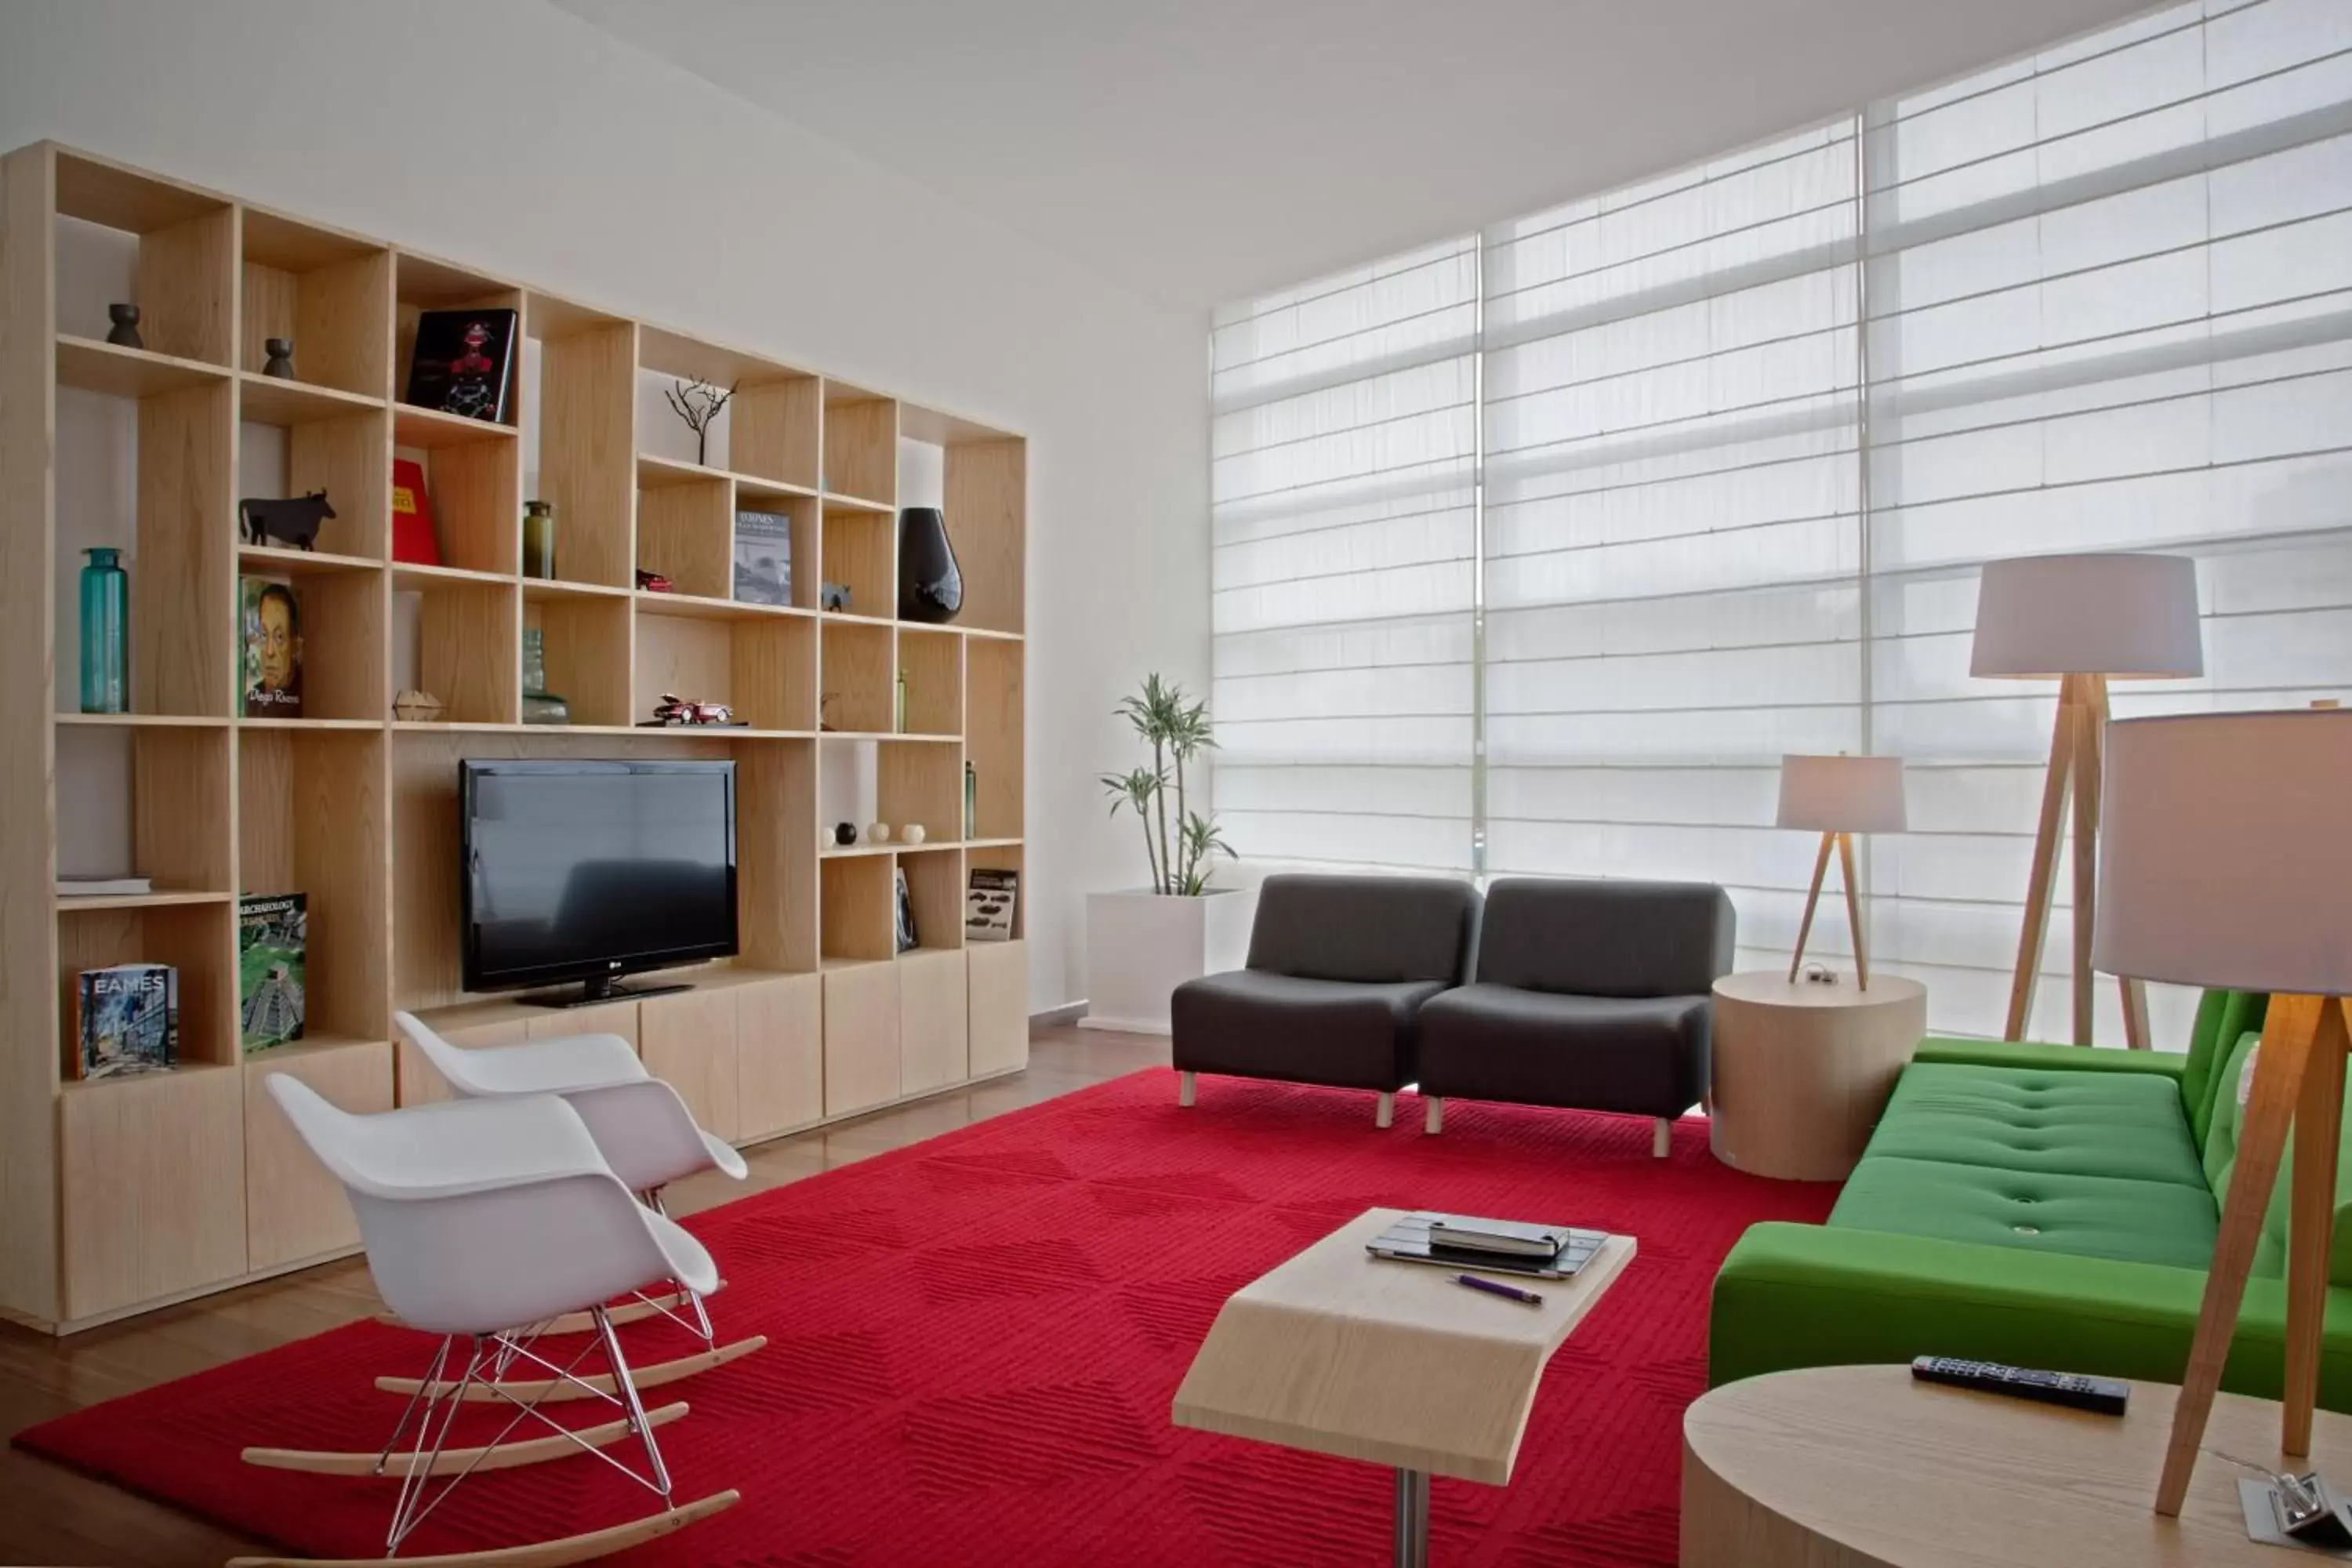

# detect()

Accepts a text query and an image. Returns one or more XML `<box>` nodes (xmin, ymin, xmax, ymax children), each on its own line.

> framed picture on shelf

<box><xmin>404</xmin><ymin>307</ymin><xmax>517</xmax><ymax>423</ymax></box>
<box><xmin>734</xmin><ymin>510</ymin><xmax>792</xmax><ymax>605</ymax></box>
<box><xmin>967</xmin><ymin>868</ymin><xmax>1018</xmax><ymax>942</ymax></box>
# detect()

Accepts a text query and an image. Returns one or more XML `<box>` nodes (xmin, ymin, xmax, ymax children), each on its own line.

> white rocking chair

<box><xmin>389</xmin><ymin>1011</ymin><xmax>758</xmax><ymax>1385</ymax></box>
<box><xmin>240</xmin><ymin>1076</ymin><xmax>739</xmax><ymax>1567</ymax></box>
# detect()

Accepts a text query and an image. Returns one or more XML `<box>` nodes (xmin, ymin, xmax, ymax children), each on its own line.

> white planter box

<box><xmin>1080</xmin><ymin>886</ymin><xmax>1258</xmax><ymax>1036</ymax></box>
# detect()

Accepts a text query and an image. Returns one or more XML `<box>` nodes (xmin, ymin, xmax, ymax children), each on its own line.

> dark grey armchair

<box><xmin>1170</xmin><ymin>873</ymin><xmax>1481</xmax><ymax>1126</ymax></box>
<box><xmin>1416</xmin><ymin>877</ymin><xmax>1735</xmax><ymax>1154</ymax></box>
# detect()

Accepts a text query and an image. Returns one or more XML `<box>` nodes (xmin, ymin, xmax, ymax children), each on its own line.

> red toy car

<box><xmin>650</xmin><ymin>692</ymin><xmax>734</xmax><ymax>726</ymax></box>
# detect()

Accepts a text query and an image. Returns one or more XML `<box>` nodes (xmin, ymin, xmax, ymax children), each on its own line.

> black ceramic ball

<box><xmin>834</xmin><ymin>822</ymin><xmax>858</xmax><ymax>846</ymax></box>
<box><xmin>897</xmin><ymin>507</ymin><xmax>963</xmax><ymax>623</ymax></box>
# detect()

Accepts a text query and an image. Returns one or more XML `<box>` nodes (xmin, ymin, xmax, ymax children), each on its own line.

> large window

<box><xmin>1210</xmin><ymin>0</ymin><xmax>2352</xmax><ymax>1040</ymax></box>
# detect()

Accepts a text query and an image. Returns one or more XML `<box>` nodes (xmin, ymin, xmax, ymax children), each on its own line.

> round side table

<box><xmin>1682</xmin><ymin>1365</ymin><xmax>2345</xmax><ymax>1567</ymax></box>
<box><xmin>1708</xmin><ymin>970</ymin><xmax>1926</xmax><ymax>1181</ymax></box>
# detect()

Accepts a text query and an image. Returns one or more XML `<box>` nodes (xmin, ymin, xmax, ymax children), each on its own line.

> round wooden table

<box><xmin>1708</xmin><ymin>971</ymin><xmax>1926</xmax><ymax>1180</ymax></box>
<box><xmin>1682</xmin><ymin>1364</ymin><xmax>2352</xmax><ymax>1567</ymax></box>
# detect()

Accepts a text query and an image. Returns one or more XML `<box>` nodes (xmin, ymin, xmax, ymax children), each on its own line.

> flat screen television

<box><xmin>459</xmin><ymin>759</ymin><xmax>738</xmax><ymax>1005</ymax></box>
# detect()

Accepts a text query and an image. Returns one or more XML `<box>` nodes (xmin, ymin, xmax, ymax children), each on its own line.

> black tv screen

<box><xmin>459</xmin><ymin>759</ymin><xmax>738</xmax><ymax>997</ymax></box>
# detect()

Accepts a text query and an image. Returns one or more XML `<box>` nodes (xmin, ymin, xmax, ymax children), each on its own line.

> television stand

<box><xmin>519</xmin><ymin>976</ymin><xmax>695</xmax><ymax>1010</ymax></box>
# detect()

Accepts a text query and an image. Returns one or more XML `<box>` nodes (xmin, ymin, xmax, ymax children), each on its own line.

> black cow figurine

<box><xmin>240</xmin><ymin>491</ymin><xmax>335</xmax><ymax>551</ymax></box>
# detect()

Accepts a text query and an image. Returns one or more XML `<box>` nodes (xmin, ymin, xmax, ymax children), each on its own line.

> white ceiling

<box><xmin>554</xmin><ymin>0</ymin><xmax>2158</xmax><ymax>314</ymax></box>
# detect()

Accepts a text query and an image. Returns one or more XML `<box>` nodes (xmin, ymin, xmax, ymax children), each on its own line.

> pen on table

<box><xmin>1454</xmin><ymin>1272</ymin><xmax>1543</xmax><ymax>1306</ymax></box>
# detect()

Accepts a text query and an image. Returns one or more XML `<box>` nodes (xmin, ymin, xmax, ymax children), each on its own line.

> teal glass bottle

<box><xmin>78</xmin><ymin>546</ymin><xmax>129</xmax><ymax>713</ymax></box>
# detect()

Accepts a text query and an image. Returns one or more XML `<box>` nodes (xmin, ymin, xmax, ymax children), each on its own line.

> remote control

<box><xmin>1910</xmin><ymin>1356</ymin><xmax>2129</xmax><ymax>1415</ymax></box>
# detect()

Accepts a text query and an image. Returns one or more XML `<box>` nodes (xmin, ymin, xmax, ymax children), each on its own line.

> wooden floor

<box><xmin>0</xmin><ymin>1020</ymin><xmax>1167</xmax><ymax>1567</ymax></box>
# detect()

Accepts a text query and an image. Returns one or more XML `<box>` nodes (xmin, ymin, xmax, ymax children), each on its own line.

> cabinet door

<box><xmin>640</xmin><ymin>986</ymin><xmax>739</xmax><ymax>1142</ymax></box>
<box><xmin>248</xmin><ymin>1039</ymin><xmax>393</xmax><ymax>1269</ymax></box>
<box><xmin>528</xmin><ymin>1000</ymin><xmax>639</xmax><ymax>1046</ymax></box>
<box><xmin>398</xmin><ymin>1016</ymin><xmax>528</xmax><ymax>1106</ymax></box>
<box><xmin>967</xmin><ymin>939</ymin><xmax>1029</xmax><ymax>1078</ymax></box>
<box><xmin>823</xmin><ymin>963</ymin><xmax>899</xmax><ymax>1116</ymax></box>
<box><xmin>738</xmin><ymin>973</ymin><xmax>822</xmax><ymax>1141</ymax></box>
<box><xmin>61</xmin><ymin>1065</ymin><xmax>247</xmax><ymax>1321</ymax></box>
<box><xmin>899</xmin><ymin>949</ymin><xmax>969</xmax><ymax>1097</ymax></box>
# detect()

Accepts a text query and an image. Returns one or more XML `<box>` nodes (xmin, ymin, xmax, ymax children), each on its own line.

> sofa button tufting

<box><xmin>2012</xmin><ymin>1223</ymin><xmax>2042</xmax><ymax>1235</ymax></box>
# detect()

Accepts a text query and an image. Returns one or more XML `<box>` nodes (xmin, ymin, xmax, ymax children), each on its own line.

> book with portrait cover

<box><xmin>404</xmin><ymin>307</ymin><xmax>517</xmax><ymax>423</ymax></box>
<box><xmin>734</xmin><ymin>509</ymin><xmax>793</xmax><ymax>606</ymax></box>
<box><xmin>73</xmin><ymin>964</ymin><xmax>178</xmax><ymax>1080</ymax></box>
<box><xmin>241</xmin><ymin>576</ymin><xmax>303</xmax><ymax>717</ymax></box>
<box><xmin>239</xmin><ymin>893</ymin><xmax>308</xmax><ymax>1054</ymax></box>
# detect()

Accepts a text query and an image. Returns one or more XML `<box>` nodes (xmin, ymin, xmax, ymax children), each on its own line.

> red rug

<box><xmin>16</xmin><ymin>1071</ymin><xmax>1834</xmax><ymax>1565</ymax></box>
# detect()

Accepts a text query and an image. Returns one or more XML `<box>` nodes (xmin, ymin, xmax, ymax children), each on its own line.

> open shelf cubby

<box><xmin>898</xmin><ymin>626</ymin><xmax>962</xmax><ymax>735</ymax></box>
<box><xmin>56</xmin><ymin>899</ymin><xmax>238</xmax><ymax>1073</ymax></box>
<box><xmin>820</xmin><ymin>851</ymin><xmax>898</xmax><ymax>965</ymax></box>
<box><xmin>238</xmin><ymin>209</ymin><xmax>392</xmax><ymax>400</ymax></box>
<box><xmin>636</xmin><ymin>600</ymin><xmax>814</xmax><ymax>731</ymax></box>
<box><xmin>964</xmin><ymin>636</ymin><xmax>1025</xmax><ymax>839</ymax></box>
<box><xmin>819</xmin><ymin>617</ymin><xmax>895</xmax><ymax>735</ymax></box>
<box><xmin>237</xmin><ymin>725</ymin><xmax>387</xmax><ymax>1047</ymax></box>
<box><xmin>5</xmin><ymin>141</ymin><xmax>1028</xmax><ymax>1331</ymax></box>
<box><xmin>898</xmin><ymin>847</ymin><xmax>966</xmax><ymax>954</ymax></box>
<box><xmin>398</xmin><ymin>572</ymin><xmax>517</xmax><ymax>725</ymax></box>
<box><xmin>525</xmin><ymin>585</ymin><xmax>630</xmax><ymax>728</ymax></box>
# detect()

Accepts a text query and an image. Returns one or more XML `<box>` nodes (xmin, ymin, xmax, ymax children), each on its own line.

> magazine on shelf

<box><xmin>73</xmin><ymin>964</ymin><xmax>178</xmax><ymax>1080</ymax></box>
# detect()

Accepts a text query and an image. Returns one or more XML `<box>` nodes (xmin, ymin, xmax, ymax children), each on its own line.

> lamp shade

<box><xmin>1970</xmin><ymin>553</ymin><xmax>2203</xmax><ymax>678</ymax></box>
<box><xmin>2093</xmin><ymin>710</ymin><xmax>2352</xmax><ymax>996</ymax></box>
<box><xmin>1776</xmin><ymin>754</ymin><xmax>1907</xmax><ymax>833</ymax></box>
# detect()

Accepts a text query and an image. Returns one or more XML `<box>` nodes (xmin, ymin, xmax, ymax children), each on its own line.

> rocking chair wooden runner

<box><xmin>387</xmin><ymin>1013</ymin><xmax>764</xmax><ymax>1399</ymax></box>
<box><xmin>242</xmin><ymin>1077</ymin><xmax>741</xmax><ymax>1567</ymax></box>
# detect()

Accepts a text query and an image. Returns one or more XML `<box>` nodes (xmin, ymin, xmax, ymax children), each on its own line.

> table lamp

<box><xmin>2089</xmin><ymin>709</ymin><xmax>2352</xmax><ymax>1516</ymax></box>
<box><xmin>1971</xmin><ymin>552</ymin><xmax>2202</xmax><ymax>1047</ymax></box>
<box><xmin>1777</xmin><ymin>753</ymin><xmax>1906</xmax><ymax>990</ymax></box>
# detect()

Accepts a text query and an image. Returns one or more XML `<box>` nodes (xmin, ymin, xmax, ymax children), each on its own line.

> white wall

<box><xmin>0</xmin><ymin>0</ymin><xmax>1211</xmax><ymax>1012</ymax></box>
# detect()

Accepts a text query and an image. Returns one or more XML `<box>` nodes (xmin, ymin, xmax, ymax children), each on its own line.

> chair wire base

<box><xmin>376</xmin><ymin>1306</ymin><xmax>676</xmax><ymax>1557</ymax></box>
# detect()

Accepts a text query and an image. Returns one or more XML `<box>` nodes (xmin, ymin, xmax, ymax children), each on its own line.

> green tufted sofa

<box><xmin>1708</xmin><ymin>990</ymin><xmax>2352</xmax><ymax>1409</ymax></box>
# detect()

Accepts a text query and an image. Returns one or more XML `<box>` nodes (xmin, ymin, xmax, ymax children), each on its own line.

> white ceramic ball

<box><xmin>902</xmin><ymin>824</ymin><xmax>927</xmax><ymax>844</ymax></box>
<box><xmin>868</xmin><ymin>822</ymin><xmax>891</xmax><ymax>843</ymax></box>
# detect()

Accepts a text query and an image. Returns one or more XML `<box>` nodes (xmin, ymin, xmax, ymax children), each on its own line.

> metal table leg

<box><xmin>1392</xmin><ymin>1467</ymin><xmax>1429</xmax><ymax>1567</ymax></box>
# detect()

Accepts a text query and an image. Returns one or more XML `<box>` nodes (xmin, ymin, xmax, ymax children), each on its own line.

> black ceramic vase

<box><xmin>897</xmin><ymin>506</ymin><xmax>962</xmax><ymax>623</ymax></box>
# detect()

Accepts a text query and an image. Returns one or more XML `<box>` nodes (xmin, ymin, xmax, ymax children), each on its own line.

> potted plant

<box><xmin>1080</xmin><ymin>675</ymin><xmax>1254</xmax><ymax>1034</ymax></box>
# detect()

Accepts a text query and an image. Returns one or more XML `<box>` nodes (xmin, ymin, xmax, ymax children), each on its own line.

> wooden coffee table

<box><xmin>1683</xmin><ymin>1363</ymin><xmax>2352</xmax><ymax>1566</ymax></box>
<box><xmin>1708</xmin><ymin>971</ymin><xmax>1927</xmax><ymax>1180</ymax></box>
<box><xmin>1173</xmin><ymin>1207</ymin><xmax>1635</xmax><ymax>1567</ymax></box>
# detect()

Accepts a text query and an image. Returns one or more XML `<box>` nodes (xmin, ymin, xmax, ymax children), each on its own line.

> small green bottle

<box><xmin>964</xmin><ymin>760</ymin><xmax>978</xmax><ymax>839</ymax></box>
<box><xmin>522</xmin><ymin>500</ymin><xmax>557</xmax><ymax>579</ymax></box>
<box><xmin>896</xmin><ymin>668</ymin><xmax>908</xmax><ymax>732</ymax></box>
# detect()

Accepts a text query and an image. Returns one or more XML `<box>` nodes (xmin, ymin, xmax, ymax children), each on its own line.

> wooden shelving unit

<box><xmin>1</xmin><ymin>142</ymin><xmax>1029</xmax><ymax>1333</ymax></box>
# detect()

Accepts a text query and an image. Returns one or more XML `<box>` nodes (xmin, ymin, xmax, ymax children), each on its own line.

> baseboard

<box><xmin>1076</xmin><ymin>1014</ymin><xmax>1171</xmax><ymax>1036</ymax></box>
<box><xmin>1031</xmin><ymin>1000</ymin><xmax>1087</xmax><ymax>1028</ymax></box>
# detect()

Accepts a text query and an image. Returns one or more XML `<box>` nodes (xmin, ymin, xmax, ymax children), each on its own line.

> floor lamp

<box><xmin>2090</xmin><ymin>710</ymin><xmax>2352</xmax><ymax>1514</ymax></box>
<box><xmin>1970</xmin><ymin>553</ymin><xmax>2203</xmax><ymax>1047</ymax></box>
<box><xmin>1778</xmin><ymin>753</ymin><xmax>1906</xmax><ymax>989</ymax></box>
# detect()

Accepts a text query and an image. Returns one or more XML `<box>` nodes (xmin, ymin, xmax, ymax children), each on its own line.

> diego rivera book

<box><xmin>74</xmin><ymin>964</ymin><xmax>177</xmax><ymax>1080</ymax></box>
<box><xmin>404</xmin><ymin>307</ymin><xmax>517</xmax><ymax>423</ymax></box>
<box><xmin>734</xmin><ymin>509</ymin><xmax>793</xmax><ymax>606</ymax></box>
<box><xmin>239</xmin><ymin>893</ymin><xmax>308</xmax><ymax>1053</ymax></box>
<box><xmin>241</xmin><ymin>575</ymin><xmax>303</xmax><ymax>717</ymax></box>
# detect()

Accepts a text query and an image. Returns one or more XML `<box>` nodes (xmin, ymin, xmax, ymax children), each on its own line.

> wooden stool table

<box><xmin>1173</xmin><ymin>1207</ymin><xmax>1635</xmax><ymax>1567</ymax></box>
<box><xmin>1708</xmin><ymin>971</ymin><xmax>1926</xmax><ymax>1181</ymax></box>
<box><xmin>1683</xmin><ymin>1364</ymin><xmax>2352</xmax><ymax>1566</ymax></box>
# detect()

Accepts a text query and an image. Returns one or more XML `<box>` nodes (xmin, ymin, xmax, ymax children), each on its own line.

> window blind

<box><xmin>1210</xmin><ymin>239</ymin><xmax>1479</xmax><ymax>873</ymax></box>
<box><xmin>1207</xmin><ymin>0</ymin><xmax>2352</xmax><ymax>1039</ymax></box>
